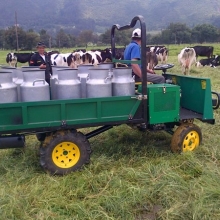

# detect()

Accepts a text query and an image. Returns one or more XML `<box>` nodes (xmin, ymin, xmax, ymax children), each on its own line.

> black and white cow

<box><xmin>67</xmin><ymin>51</ymin><xmax>84</xmax><ymax>68</ymax></box>
<box><xmin>196</xmin><ymin>55</ymin><xmax>220</xmax><ymax>68</ymax></box>
<box><xmin>81</xmin><ymin>51</ymin><xmax>102</xmax><ymax>65</ymax></box>
<box><xmin>6</xmin><ymin>52</ymin><xmax>35</xmax><ymax>67</ymax></box>
<box><xmin>211</xmin><ymin>55</ymin><xmax>220</xmax><ymax>67</ymax></box>
<box><xmin>146</xmin><ymin>46</ymin><xmax>168</xmax><ymax>63</ymax></box>
<box><xmin>192</xmin><ymin>46</ymin><xmax>214</xmax><ymax>59</ymax></box>
<box><xmin>50</xmin><ymin>53</ymin><xmax>71</xmax><ymax>66</ymax></box>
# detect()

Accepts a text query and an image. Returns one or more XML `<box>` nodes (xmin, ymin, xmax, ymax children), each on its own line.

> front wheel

<box><xmin>171</xmin><ymin>123</ymin><xmax>202</xmax><ymax>153</ymax></box>
<box><xmin>40</xmin><ymin>130</ymin><xmax>91</xmax><ymax>175</ymax></box>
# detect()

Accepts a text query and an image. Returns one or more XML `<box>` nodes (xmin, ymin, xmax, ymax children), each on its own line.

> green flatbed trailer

<box><xmin>0</xmin><ymin>15</ymin><xmax>219</xmax><ymax>175</ymax></box>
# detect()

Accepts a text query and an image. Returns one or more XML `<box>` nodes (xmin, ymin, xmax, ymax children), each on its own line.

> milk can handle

<box><xmin>78</xmin><ymin>76</ymin><xmax>81</xmax><ymax>82</ymax></box>
<box><xmin>33</xmin><ymin>79</ymin><xmax>45</xmax><ymax>86</ymax></box>
<box><xmin>104</xmin><ymin>76</ymin><xmax>112</xmax><ymax>83</ymax></box>
<box><xmin>132</xmin><ymin>75</ymin><xmax>135</xmax><ymax>82</ymax></box>
<box><xmin>54</xmin><ymin>78</ymin><xmax>59</xmax><ymax>84</ymax></box>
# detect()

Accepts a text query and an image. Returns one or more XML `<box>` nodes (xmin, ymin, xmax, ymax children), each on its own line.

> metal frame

<box><xmin>111</xmin><ymin>15</ymin><xmax>147</xmax><ymax>124</ymax></box>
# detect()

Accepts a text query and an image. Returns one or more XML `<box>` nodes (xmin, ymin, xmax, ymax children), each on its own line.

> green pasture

<box><xmin>0</xmin><ymin>44</ymin><xmax>220</xmax><ymax>219</ymax></box>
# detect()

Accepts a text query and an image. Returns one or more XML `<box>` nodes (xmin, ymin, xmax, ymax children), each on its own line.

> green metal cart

<box><xmin>0</xmin><ymin>15</ymin><xmax>219</xmax><ymax>175</ymax></box>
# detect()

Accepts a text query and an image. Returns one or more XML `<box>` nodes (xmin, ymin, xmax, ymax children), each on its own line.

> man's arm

<box><xmin>146</xmin><ymin>67</ymin><xmax>156</xmax><ymax>74</ymax></box>
<box><xmin>29</xmin><ymin>54</ymin><xmax>38</xmax><ymax>66</ymax></box>
<box><xmin>131</xmin><ymin>58</ymin><xmax>142</xmax><ymax>79</ymax></box>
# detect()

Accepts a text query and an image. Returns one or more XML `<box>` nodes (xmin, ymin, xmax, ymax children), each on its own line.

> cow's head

<box><xmin>67</xmin><ymin>52</ymin><xmax>83</xmax><ymax>68</ymax></box>
<box><xmin>82</xmin><ymin>53</ymin><xmax>92</xmax><ymax>64</ymax></box>
<box><xmin>6</xmin><ymin>53</ymin><xmax>17</xmax><ymax>67</ymax></box>
<box><xmin>101</xmin><ymin>48</ymin><xmax>112</xmax><ymax>62</ymax></box>
<box><xmin>74</xmin><ymin>52</ymin><xmax>83</xmax><ymax>65</ymax></box>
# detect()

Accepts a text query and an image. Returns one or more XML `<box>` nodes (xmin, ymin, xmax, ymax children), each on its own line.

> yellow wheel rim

<box><xmin>182</xmin><ymin>131</ymin><xmax>200</xmax><ymax>152</ymax></box>
<box><xmin>52</xmin><ymin>142</ymin><xmax>80</xmax><ymax>168</ymax></box>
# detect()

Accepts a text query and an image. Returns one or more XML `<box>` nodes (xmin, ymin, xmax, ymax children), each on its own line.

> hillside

<box><xmin>0</xmin><ymin>0</ymin><xmax>220</xmax><ymax>33</ymax></box>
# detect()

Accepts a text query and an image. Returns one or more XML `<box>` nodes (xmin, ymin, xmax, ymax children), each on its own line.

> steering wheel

<box><xmin>153</xmin><ymin>63</ymin><xmax>174</xmax><ymax>73</ymax></box>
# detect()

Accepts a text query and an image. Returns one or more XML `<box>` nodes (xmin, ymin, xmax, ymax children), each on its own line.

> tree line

<box><xmin>0</xmin><ymin>22</ymin><xmax>219</xmax><ymax>51</ymax></box>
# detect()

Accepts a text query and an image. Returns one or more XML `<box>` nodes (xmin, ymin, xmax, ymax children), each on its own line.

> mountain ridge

<box><xmin>0</xmin><ymin>0</ymin><xmax>219</xmax><ymax>33</ymax></box>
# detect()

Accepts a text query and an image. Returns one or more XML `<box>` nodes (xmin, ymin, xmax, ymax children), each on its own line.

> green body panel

<box><xmin>147</xmin><ymin>84</ymin><xmax>180</xmax><ymax>124</ymax></box>
<box><xmin>166</xmin><ymin>74</ymin><xmax>214</xmax><ymax>120</ymax></box>
<box><xmin>0</xmin><ymin>74</ymin><xmax>214</xmax><ymax>134</ymax></box>
<box><xmin>0</xmin><ymin>96</ymin><xmax>141</xmax><ymax>133</ymax></box>
<box><xmin>138</xmin><ymin>84</ymin><xmax>180</xmax><ymax>124</ymax></box>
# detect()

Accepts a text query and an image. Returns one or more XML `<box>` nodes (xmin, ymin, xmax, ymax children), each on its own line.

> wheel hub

<box><xmin>183</xmin><ymin>131</ymin><xmax>199</xmax><ymax>152</ymax></box>
<box><xmin>52</xmin><ymin>142</ymin><xmax>80</xmax><ymax>168</ymax></box>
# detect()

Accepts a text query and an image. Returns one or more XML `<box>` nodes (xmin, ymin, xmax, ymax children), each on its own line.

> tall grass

<box><xmin>0</xmin><ymin>44</ymin><xmax>220</xmax><ymax>219</ymax></box>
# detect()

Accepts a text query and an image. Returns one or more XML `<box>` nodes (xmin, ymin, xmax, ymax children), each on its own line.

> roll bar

<box><xmin>111</xmin><ymin>15</ymin><xmax>147</xmax><ymax>123</ymax></box>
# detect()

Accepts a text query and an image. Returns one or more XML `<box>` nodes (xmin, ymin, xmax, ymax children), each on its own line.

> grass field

<box><xmin>0</xmin><ymin>44</ymin><xmax>220</xmax><ymax>219</ymax></box>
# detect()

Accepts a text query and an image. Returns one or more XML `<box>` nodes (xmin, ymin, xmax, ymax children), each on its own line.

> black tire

<box><xmin>171</xmin><ymin>123</ymin><xmax>202</xmax><ymax>153</ymax></box>
<box><xmin>40</xmin><ymin>130</ymin><xmax>91</xmax><ymax>175</ymax></box>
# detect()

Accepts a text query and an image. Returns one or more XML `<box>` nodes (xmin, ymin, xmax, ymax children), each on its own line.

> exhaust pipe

<box><xmin>0</xmin><ymin>135</ymin><xmax>25</xmax><ymax>149</ymax></box>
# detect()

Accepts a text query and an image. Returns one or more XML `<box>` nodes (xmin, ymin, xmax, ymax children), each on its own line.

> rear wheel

<box><xmin>171</xmin><ymin>123</ymin><xmax>202</xmax><ymax>153</ymax></box>
<box><xmin>40</xmin><ymin>130</ymin><xmax>91</xmax><ymax>175</ymax></box>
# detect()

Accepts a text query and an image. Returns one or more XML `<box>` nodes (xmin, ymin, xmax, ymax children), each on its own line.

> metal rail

<box><xmin>111</xmin><ymin>15</ymin><xmax>147</xmax><ymax>123</ymax></box>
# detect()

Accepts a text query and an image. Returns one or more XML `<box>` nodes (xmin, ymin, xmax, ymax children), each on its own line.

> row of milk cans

<box><xmin>0</xmin><ymin>63</ymin><xmax>135</xmax><ymax>103</ymax></box>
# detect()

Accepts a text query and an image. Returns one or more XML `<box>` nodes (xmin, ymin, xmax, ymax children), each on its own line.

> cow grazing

<box><xmin>192</xmin><ymin>45</ymin><xmax>214</xmax><ymax>59</ymax></box>
<box><xmin>196</xmin><ymin>55</ymin><xmax>220</xmax><ymax>68</ymax></box>
<box><xmin>6</xmin><ymin>52</ymin><xmax>34</xmax><ymax>67</ymax></box>
<box><xmin>196</xmin><ymin>58</ymin><xmax>214</xmax><ymax>67</ymax></box>
<box><xmin>146</xmin><ymin>46</ymin><xmax>168</xmax><ymax>63</ymax></box>
<box><xmin>156</xmin><ymin>47</ymin><xmax>168</xmax><ymax>64</ymax></box>
<box><xmin>178</xmin><ymin>48</ymin><xmax>196</xmax><ymax>75</ymax></box>
<box><xmin>147</xmin><ymin>51</ymin><xmax>158</xmax><ymax>70</ymax></box>
<box><xmin>211</xmin><ymin>55</ymin><xmax>220</xmax><ymax>67</ymax></box>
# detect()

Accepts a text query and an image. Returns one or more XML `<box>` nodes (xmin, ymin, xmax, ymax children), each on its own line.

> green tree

<box><xmin>192</xmin><ymin>24</ymin><xmax>219</xmax><ymax>43</ymax></box>
<box><xmin>115</xmin><ymin>30</ymin><xmax>132</xmax><ymax>46</ymax></box>
<box><xmin>101</xmin><ymin>29</ymin><xmax>111</xmax><ymax>45</ymax></box>
<box><xmin>68</xmin><ymin>34</ymin><xmax>77</xmax><ymax>47</ymax></box>
<box><xmin>56</xmin><ymin>29</ymin><xmax>71</xmax><ymax>48</ymax></box>
<box><xmin>165</xmin><ymin>23</ymin><xmax>192</xmax><ymax>44</ymax></box>
<box><xmin>0</xmin><ymin>29</ymin><xmax>5</xmax><ymax>49</ymax></box>
<box><xmin>39</xmin><ymin>29</ymin><xmax>51</xmax><ymax>47</ymax></box>
<box><xmin>101</xmin><ymin>28</ymin><xmax>132</xmax><ymax>46</ymax></box>
<box><xmin>77</xmin><ymin>30</ymin><xmax>94</xmax><ymax>47</ymax></box>
<box><xmin>4</xmin><ymin>26</ymin><xmax>26</xmax><ymax>50</ymax></box>
<box><xmin>25</xmin><ymin>31</ymin><xmax>40</xmax><ymax>50</ymax></box>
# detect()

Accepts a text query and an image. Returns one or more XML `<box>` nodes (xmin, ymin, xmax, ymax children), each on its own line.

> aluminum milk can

<box><xmin>20</xmin><ymin>69</ymin><xmax>50</xmax><ymax>102</ymax></box>
<box><xmin>0</xmin><ymin>70</ymin><xmax>18</xmax><ymax>103</ymax></box>
<box><xmin>98</xmin><ymin>62</ymin><xmax>114</xmax><ymax>77</ymax></box>
<box><xmin>86</xmin><ymin>68</ymin><xmax>112</xmax><ymax>98</ymax></box>
<box><xmin>15</xmin><ymin>67</ymin><xmax>33</xmax><ymax>102</ymax></box>
<box><xmin>112</xmin><ymin>67</ymin><xmax>135</xmax><ymax>96</ymax></box>
<box><xmin>55</xmin><ymin>68</ymin><xmax>81</xmax><ymax>100</ymax></box>
<box><xmin>50</xmin><ymin>66</ymin><xmax>67</xmax><ymax>100</ymax></box>
<box><xmin>1</xmin><ymin>66</ymin><xmax>18</xmax><ymax>82</ymax></box>
<box><xmin>51</xmin><ymin>66</ymin><xmax>67</xmax><ymax>79</ymax></box>
<box><xmin>78</xmin><ymin>64</ymin><xmax>93</xmax><ymax>98</ymax></box>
